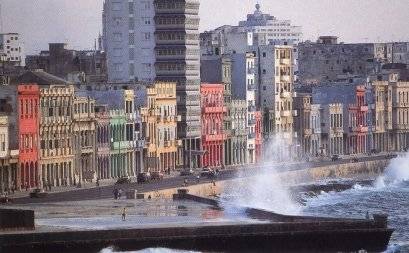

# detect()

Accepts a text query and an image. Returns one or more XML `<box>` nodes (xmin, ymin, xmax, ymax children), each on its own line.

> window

<box><xmin>129</xmin><ymin>17</ymin><xmax>135</xmax><ymax>30</ymax></box>
<box><xmin>129</xmin><ymin>48</ymin><xmax>135</xmax><ymax>60</ymax></box>
<box><xmin>114</xmin><ymin>63</ymin><xmax>123</xmax><ymax>72</ymax></box>
<box><xmin>142</xmin><ymin>32</ymin><xmax>151</xmax><ymax>41</ymax></box>
<box><xmin>112</xmin><ymin>2</ymin><xmax>122</xmax><ymax>11</ymax></box>
<box><xmin>141</xmin><ymin>1</ymin><xmax>150</xmax><ymax>10</ymax></box>
<box><xmin>113</xmin><ymin>48</ymin><xmax>122</xmax><ymax>57</ymax></box>
<box><xmin>263</xmin><ymin>52</ymin><xmax>266</xmax><ymax>57</ymax></box>
<box><xmin>128</xmin><ymin>2</ymin><xmax>134</xmax><ymax>14</ymax></box>
<box><xmin>142</xmin><ymin>17</ymin><xmax>151</xmax><ymax>25</ymax></box>
<box><xmin>113</xmin><ymin>17</ymin><xmax>122</xmax><ymax>26</ymax></box>
<box><xmin>129</xmin><ymin>33</ymin><xmax>135</xmax><ymax>45</ymax></box>
<box><xmin>113</xmin><ymin>33</ymin><xmax>123</xmax><ymax>42</ymax></box>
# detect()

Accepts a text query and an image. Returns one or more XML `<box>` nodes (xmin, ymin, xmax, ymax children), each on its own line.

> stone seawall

<box><xmin>142</xmin><ymin>159</ymin><xmax>389</xmax><ymax>199</ymax></box>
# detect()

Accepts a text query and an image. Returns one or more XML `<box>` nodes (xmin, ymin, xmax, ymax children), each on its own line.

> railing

<box><xmin>248</xmin><ymin>119</ymin><xmax>256</xmax><ymax>125</ymax></box>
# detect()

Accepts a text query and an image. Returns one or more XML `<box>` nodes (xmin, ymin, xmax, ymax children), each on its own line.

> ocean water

<box><xmin>303</xmin><ymin>153</ymin><xmax>409</xmax><ymax>252</ymax></box>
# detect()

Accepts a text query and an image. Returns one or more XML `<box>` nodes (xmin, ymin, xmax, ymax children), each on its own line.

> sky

<box><xmin>1</xmin><ymin>0</ymin><xmax>409</xmax><ymax>55</ymax></box>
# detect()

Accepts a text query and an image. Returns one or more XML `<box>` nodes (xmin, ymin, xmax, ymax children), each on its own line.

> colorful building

<box><xmin>201</xmin><ymin>83</ymin><xmax>226</xmax><ymax>168</ymax></box>
<box><xmin>95</xmin><ymin>105</ymin><xmax>111</xmax><ymax>180</ymax></box>
<box><xmin>347</xmin><ymin>85</ymin><xmax>369</xmax><ymax>154</ymax></box>
<box><xmin>73</xmin><ymin>96</ymin><xmax>96</xmax><ymax>183</ymax></box>
<box><xmin>17</xmin><ymin>84</ymin><xmax>40</xmax><ymax>189</ymax></box>
<box><xmin>255</xmin><ymin>111</ymin><xmax>262</xmax><ymax>163</ymax></box>
<box><xmin>142</xmin><ymin>82</ymin><xmax>180</xmax><ymax>173</ymax></box>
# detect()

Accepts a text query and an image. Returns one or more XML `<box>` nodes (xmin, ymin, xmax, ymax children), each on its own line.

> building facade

<box><xmin>73</xmin><ymin>96</ymin><xmax>96</xmax><ymax>183</ymax></box>
<box><xmin>0</xmin><ymin>115</ymin><xmax>18</xmax><ymax>194</ymax></box>
<box><xmin>153</xmin><ymin>0</ymin><xmax>202</xmax><ymax>169</ymax></box>
<box><xmin>142</xmin><ymin>82</ymin><xmax>179</xmax><ymax>172</ymax></box>
<box><xmin>230</xmin><ymin>100</ymin><xmax>248</xmax><ymax>166</ymax></box>
<box><xmin>39</xmin><ymin>85</ymin><xmax>75</xmax><ymax>187</ymax></box>
<box><xmin>390</xmin><ymin>79</ymin><xmax>409</xmax><ymax>151</ymax></box>
<box><xmin>347</xmin><ymin>85</ymin><xmax>369</xmax><ymax>154</ymax></box>
<box><xmin>0</xmin><ymin>33</ymin><xmax>25</xmax><ymax>66</ymax></box>
<box><xmin>95</xmin><ymin>105</ymin><xmax>111</xmax><ymax>180</ymax></box>
<box><xmin>294</xmin><ymin>93</ymin><xmax>312</xmax><ymax>157</ymax></box>
<box><xmin>18</xmin><ymin>84</ymin><xmax>40</xmax><ymax>189</ymax></box>
<box><xmin>103</xmin><ymin>0</ymin><xmax>155</xmax><ymax>83</ymax></box>
<box><xmin>321</xmin><ymin>103</ymin><xmax>344</xmax><ymax>156</ymax></box>
<box><xmin>200</xmin><ymin>83</ymin><xmax>226</xmax><ymax>168</ymax></box>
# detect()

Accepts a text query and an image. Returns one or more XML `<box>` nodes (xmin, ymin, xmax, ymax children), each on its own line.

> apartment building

<box><xmin>0</xmin><ymin>33</ymin><xmax>24</xmax><ymax>66</ymax></box>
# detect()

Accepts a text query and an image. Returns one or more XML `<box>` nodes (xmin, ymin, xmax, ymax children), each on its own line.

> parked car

<box><xmin>200</xmin><ymin>168</ymin><xmax>218</xmax><ymax>179</ymax></box>
<box><xmin>331</xmin><ymin>154</ymin><xmax>340</xmax><ymax>161</ymax></box>
<box><xmin>180</xmin><ymin>169</ymin><xmax>194</xmax><ymax>176</ymax></box>
<box><xmin>137</xmin><ymin>172</ymin><xmax>151</xmax><ymax>184</ymax></box>
<box><xmin>115</xmin><ymin>177</ymin><xmax>131</xmax><ymax>185</ymax></box>
<box><xmin>29</xmin><ymin>188</ymin><xmax>48</xmax><ymax>198</ymax></box>
<box><xmin>151</xmin><ymin>171</ymin><xmax>164</xmax><ymax>181</ymax></box>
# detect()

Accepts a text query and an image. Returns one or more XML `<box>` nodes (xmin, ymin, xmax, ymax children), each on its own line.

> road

<box><xmin>9</xmin><ymin>154</ymin><xmax>391</xmax><ymax>204</ymax></box>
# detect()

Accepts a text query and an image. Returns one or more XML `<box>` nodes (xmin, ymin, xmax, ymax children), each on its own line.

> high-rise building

<box><xmin>103</xmin><ymin>0</ymin><xmax>202</xmax><ymax>168</ymax></box>
<box><xmin>0</xmin><ymin>33</ymin><xmax>25</xmax><ymax>67</ymax></box>
<box><xmin>153</xmin><ymin>0</ymin><xmax>202</xmax><ymax>168</ymax></box>
<box><xmin>103</xmin><ymin>0</ymin><xmax>156</xmax><ymax>83</ymax></box>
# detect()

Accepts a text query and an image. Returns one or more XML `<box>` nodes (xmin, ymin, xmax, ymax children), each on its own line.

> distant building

<box><xmin>321</xmin><ymin>103</ymin><xmax>344</xmax><ymax>156</ymax></box>
<box><xmin>230</xmin><ymin>99</ymin><xmax>247</xmax><ymax>166</ymax></box>
<box><xmin>0</xmin><ymin>115</ymin><xmax>19</xmax><ymax>194</ymax></box>
<box><xmin>25</xmin><ymin>43</ymin><xmax>107</xmax><ymax>83</ymax></box>
<box><xmin>200</xmin><ymin>83</ymin><xmax>226</xmax><ymax>168</ymax></box>
<box><xmin>94</xmin><ymin>104</ymin><xmax>111</xmax><ymax>180</ymax></box>
<box><xmin>141</xmin><ymin>82</ymin><xmax>180</xmax><ymax>172</ymax></box>
<box><xmin>0</xmin><ymin>33</ymin><xmax>25</xmax><ymax>67</ymax></box>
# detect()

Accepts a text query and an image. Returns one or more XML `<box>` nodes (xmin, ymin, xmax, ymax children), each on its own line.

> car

<box><xmin>151</xmin><ymin>171</ymin><xmax>164</xmax><ymax>181</ymax></box>
<box><xmin>331</xmin><ymin>154</ymin><xmax>340</xmax><ymax>161</ymax></box>
<box><xmin>351</xmin><ymin>157</ymin><xmax>359</xmax><ymax>163</ymax></box>
<box><xmin>115</xmin><ymin>177</ymin><xmax>131</xmax><ymax>185</ymax></box>
<box><xmin>200</xmin><ymin>168</ymin><xmax>218</xmax><ymax>179</ymax></box>
<box><xmin>29</xmin><ymin>188</ymin><xmax>48</xmax><ymax>198</ymax></box>
<box><xmin>137</xmin><ymin>172</ymin><xmax>151</xmax><ymax>184</ymax></box>
<box><xmin>180</xmin><ymin>169</ymin><xmax>194</xmax><ymax>176</ymax></box>
<box><xmin>386</xmin><ymin>153</ymin><xmax>398</xmax><ymax>159</ymax></box>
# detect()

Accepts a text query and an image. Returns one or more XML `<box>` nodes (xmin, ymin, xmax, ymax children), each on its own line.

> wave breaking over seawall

<box><xmin>220</xmin><ymin>135</ymin><xmax>301</xmax><ymax>215</ymax></box>
<box><xmin>374</xmin><ymin>152</ymin><xmax>409</xmax><ymax>188</ymax></box>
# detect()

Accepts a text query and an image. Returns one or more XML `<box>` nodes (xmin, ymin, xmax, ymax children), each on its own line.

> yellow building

<box><xmin>141</xmin><ymin>82</ymin><xmax>181</xmax><ymax>173</ymax></box>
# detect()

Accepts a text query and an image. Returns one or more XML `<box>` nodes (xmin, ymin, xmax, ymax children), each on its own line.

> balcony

<box><xmin>204</xmin><ymin>134</ymin><xmax>226</xmax><ymax>142</ymax></box>
<box><xmin>155</xmin><ymin>2</ymin><xmax>200</xmax><ymax>15</ymax></box>
<box><xmin>248</xmin><ymin>105</ymin><xmax>256</xmax><ymax>112</ymax></box>
<box><xmin>247</xmin><ymin>67</ymin><xmax>255</xmax><ymax>75</ymax></box>
<box><xmin>279</xmin><ymin>58</ymin><xmax>291</xmax><ymax>65</ymax></box>
<box><xmin>280</xmin><ymin>91</ymin><xmax>291</xmax><ymax>98</ymax></box>
<box><xmin>280</xmin><ymin>110</ymin><xmax>291</xmax><ymax>117</ymax></box>
<box><xmin>247</xmin><ymin>84</ymin><xmax>256</xmax><ymax>91</ymax></box>
<box><xmin>303</xmin><ymin>129</ymin><xmax>312</xmax><ymax>135</ymax></box>
<box><xmin>280</xmin><ymin>75</ymin><xmax>291</xmax><ymax>82</ymax></box>
<box><xmin>360</xmin><ymin>106</ymin><xmax>369</xmax><ymax>112</ymax></box>
<box><xmin>203</xmin><ymin>107</ymin><xmax>227</xmax><ymax>114</ymax></box>
<box><xmin>136</xmin><ymin>140</ymin><xmax>145</xmax><ymax>149</ymax></box>
<box><xmin>248</xmin><ymin>119</ymin><xmax>256</xmax><ymax>125</ymax></box>
<box><xmin>164</xmin><ymin>141</ymin><xmax>171</xmax><ymax>147</ymax></box>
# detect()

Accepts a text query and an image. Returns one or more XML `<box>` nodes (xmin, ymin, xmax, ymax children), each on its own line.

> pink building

<box><xmin>348</xmin><ymin>85</ymin><xmax>369</xmax><ymax>154</ymax></box>
<box><xmin>200</xmin><ymin>84</ymin><xmax>226</xmax><ymax>168</ymax></box>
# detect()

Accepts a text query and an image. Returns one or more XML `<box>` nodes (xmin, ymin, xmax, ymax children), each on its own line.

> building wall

<box><xmin>201</xmin><ymin>83</ymin><xmax>225</xmax><ymax>168</ymax></box>
<box><xmin>18</xmin><ymin>84</ymin><xmax>40</xmax><ymax>189</ymax></box>
<box><xmin>95</xmin><ymin>105</ymin><xmax>111</xmax><ymax>180</ymax></box>
<box><xmin>73</xmin><ymin>96</ymin><xmax>96</xmax><ymax>183</ymax></box>
<box><xmin>103</xmin><ymin>0</ymin><xmax>156</xmax><ymax>83</ymax></box>
<box><xmin>391</xmin><ymin>81</ymin><xmax>409</xmax><ymax>150</ymax></box>
<box><xmin>230</xmin><ymin>100</ymin><xmax>247</xmax><ymax>166</ymax></box>
<box><xmin>0</xmin><ymin>33</ymin><xmax>25</xmax><ymax>66</ymax></box>
<box><xmin>39</xmin><ymin>85</ymin><xmax>75</xmax><ymax>187</ymax></box>
<box><xmin>142</xmin><ymin>82</ymin><xmax>179</xmax><ymax>172</ymax></box>
<box><xmin>321</xmin><ymin>103</ymin><xmax>344</xmax><ymax>155</ymax></box>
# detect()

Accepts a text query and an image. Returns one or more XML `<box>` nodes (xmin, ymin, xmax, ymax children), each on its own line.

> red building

<box><xmin>348</xmin><ymin>85</ymin><xmax>369</xmax><ymax>154</ymax></box>
<box><xmin>201</xmin><ymin>84</ymin><xmax>226</xmax><ymax>168</ymax></box>
<box><xmin>18</xmin><ymin>84</ymin><xmax>40</xmax><ymax>189</ymax></box>
<box><xmin>255</xmin><ymin>111</ymin><xmax>263</xmax><ymax>163</ymax></box>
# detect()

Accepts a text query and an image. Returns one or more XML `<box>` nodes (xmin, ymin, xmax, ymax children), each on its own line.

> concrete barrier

<box><xmin>0</xmin><ymin>209</ymin><xmax>35</xmax><ymax>231</ymax></box>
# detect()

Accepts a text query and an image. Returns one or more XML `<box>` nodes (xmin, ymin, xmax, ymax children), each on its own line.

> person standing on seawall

<box><xmin>122</xmin><ymin>207</ymin><xmax>127</xmax><ymax>221</ymax></box>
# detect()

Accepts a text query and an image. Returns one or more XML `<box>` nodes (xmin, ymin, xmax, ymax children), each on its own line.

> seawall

<box><xmin>143</xmin><ymin>159</ymin><xmax>389</xmax><ymax>198</ymax></box>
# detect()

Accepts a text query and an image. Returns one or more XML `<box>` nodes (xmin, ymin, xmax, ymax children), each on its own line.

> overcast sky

<box><xmin>1</xmin><ymin>0</ymin><xmax>409</xmax><ymax>54</ymax></box>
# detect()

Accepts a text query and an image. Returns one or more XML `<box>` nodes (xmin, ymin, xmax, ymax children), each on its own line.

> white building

<box><xmin>103</xmin><ymin>0</ymin><xmax>156</xmax><ymax>83</ymax></box>
<box><xmin>0</xmin><ymin>33</ymin><xmax>25</xmax><ymax>66</ymax></box>
<box><xmin>231</xmin><ymin>52</ymin><xmax>257</xmax><ymax>163</ymax></box>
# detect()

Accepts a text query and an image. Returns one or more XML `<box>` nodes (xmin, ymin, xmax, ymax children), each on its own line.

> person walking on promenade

<box><xmin>122</xmin><ymin>207</ymin><xmax>127</xmax><ymax>221</ymax></box>
<box><xmin>113</xmin><ymin>188</ymin><xmax>118</xmax><ymax>199</ymax></box>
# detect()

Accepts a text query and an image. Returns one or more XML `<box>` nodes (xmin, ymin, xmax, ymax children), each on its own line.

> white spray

<box><xmin>220</xmin><ymin>134</ymin><xmax>301</xmax><ymax>215</ymax></box>
<box><xmin>375</xmin><ymin>152</ymin><xmax>409</xmax><ymax>188</ymax></box>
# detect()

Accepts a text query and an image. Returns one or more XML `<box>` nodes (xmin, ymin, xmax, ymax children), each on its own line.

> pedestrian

<box><xmin>25</xmin><ymin>183</ymin><xmax>29</xmax><ymax>192</ymax></box>
<box><xmin>118</xmin><ymin>189</ymin><xmax>123</xmax><ymax>199</ymax></box>
<box><xmin>184</xmin><ymin>178</ymin><xmax>188</xmax><ymax>186</ymax></box>
<box><xmin>148</xmin><ymin>195</ymin><xmax>152</xmax><ymax>200</ymax></box>
<box><xmin>49</xmin><ymin>183</ymin><xmax>52</xmax><ymax>192</ymax></box>
<box><xmin>122</xmin><ymin>207</ymin><xmax>126</xmax><ymax>221</ymax></box>
<box><xmin>113</xmin><ymin>188</ymin><xmax>118</xmax><ymax>199</ymax></box>
<box><xmin>212</xmin><ymin>180</ymin><xmax>216</xmax><ymax>187</ymax></box>
<box><xmin>96</xmin><ymin>178</ymin><xmax>100</xmax><ymax>187</ymax></box>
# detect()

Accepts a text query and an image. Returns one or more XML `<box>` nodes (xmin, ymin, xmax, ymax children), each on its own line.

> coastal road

<box><xmin>10</xmin><ymin>154</ymin><xmax>391</xmax><ymax>204</ymax></box>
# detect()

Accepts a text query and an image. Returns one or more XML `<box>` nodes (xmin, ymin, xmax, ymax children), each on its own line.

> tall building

<box><xmin>103</xmin><ymin>0</ymin><xmax>156</xmax><ymax>83</ymax></box>
<box><xmin>0</xmin><ymin>33</ymin><xmax>24</xmax><ymax>67</ymax></box>
<box><xmin>141</xmin><ymin>82</ymin><xmax>180</xmax><ymax>172</ymax></box>
<box><xmin>18</xmin><ymin>84</ymin><xmax>40</xmax><ymax>189</ymax></box>
<box><xmin>103</xmin><ymin>0</ymin><xmax>202</xmax><ymax>168</ymax></box>
<box><xmin>200</xmin><ymin>83</ymin><xmax>226</xmax><ymax>168</ymax></box>
<box><xmin>153</xmin><ymin>0</ymin><xmax>202</xmax><ymax>168</ymax></box>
